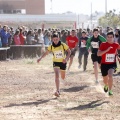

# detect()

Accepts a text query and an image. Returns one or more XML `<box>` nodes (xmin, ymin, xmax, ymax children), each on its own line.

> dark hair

<box><xmin>107</xmin><ymin>31</ymin><xmax>114</xmax><ymax>37</ymax></box>
<box><xmin>93</xmin><ymin>28</ymin><xmax>99</xmax><ymax>33</ymax></box>
<box><xmin>52</xmin><ymin>33</ymin><xmax>59</xmax><ymax>38</ymax></box>
<box><xmin>71</xmin><ymin>29</ymin><xmax>75</xmax><ymax>32</ymax></box>
<box><xmin>82</xmin><ymin>30</ymin><xmax>87</xmax><ymax>34</ymax></box>
<box><xmin>14</xmin><ymin>29</ymin><xmax>20</xmax><ymax>35</ymax></box>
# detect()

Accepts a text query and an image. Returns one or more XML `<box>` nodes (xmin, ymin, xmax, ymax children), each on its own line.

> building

<box><xmin>0</xmin><ymin>0</ymin><xmax>45</xmax><ymax>15</ymax></box>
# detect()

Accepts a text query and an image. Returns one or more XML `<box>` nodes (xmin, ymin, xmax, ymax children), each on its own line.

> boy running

<box><xmin>97</xmin><ymin>31</ymin><xmax>120</xmax><ymax>96</ymax></box>
<box><xmin>86</xmin><ymin>28</ymin><xmax>106</xmax><ymax>83</ymax></box>
<box><xmin>37</xmin><ymin>33</ymin><xmax>71</xmax><ymax>97</ymax></box>
<box><xmin>78</xmin><ymin>30</ymin><xmax>89</xmax><ymax>71</ymax></box>
<box><xmin>66</xmin><ymin>30</ymin><xmax>78</xmax><ymax>71</ymax></box>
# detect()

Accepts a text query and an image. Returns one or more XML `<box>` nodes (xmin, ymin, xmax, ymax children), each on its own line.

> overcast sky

<box><xmin>45</xmin><ymin>0</ymin><xmax>120</xmax><ymax>15</ymax></box>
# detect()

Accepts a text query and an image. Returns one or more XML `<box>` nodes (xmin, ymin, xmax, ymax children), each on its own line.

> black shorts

<box><xmin>53</xmin><ymin>62</ymin><xmax>67</xmax><ymax>70</ymax></box>
<box><xmin>101</xmin><ymin>63</ymin><xmax>117</xmax><ymax>76</ymax></box>
<box><xmin>70</xmin><ymin>48</ymin><xmax>77</xmax><ymax>57</ymax></box>
<box><xmin>91</xmin><ymin>54</ymin><xmax>101</xmax><ymax>64</ymax></box>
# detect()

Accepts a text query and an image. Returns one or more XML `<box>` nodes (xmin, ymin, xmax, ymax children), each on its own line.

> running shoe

<box><xmin>54</xmin><ymin>91</ymin><xmax>60</xmax><ymax>97</ymax></box>
<box><xmin>95</xmin><ymin>80</ymin><xmax>99</xmax><ymax>84</ymax></box>
<box><xmin>108</xmin><ymin>90</ymin><xmax>113</xmax><ymax>96</ymax></box>
<box><xmin>104</xmin><ymin>85</ymin><xmax>108</xmax><ymax>93</ymax></box>
<box><xmin>78</xmin><ymin>64</ymin><xmax>81</xmax><ymax>69</ymax></box>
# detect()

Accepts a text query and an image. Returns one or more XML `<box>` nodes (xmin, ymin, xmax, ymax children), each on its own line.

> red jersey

<box><xmin>66</xmin><ymin>35</ymin><xmax>78</xmax><ymax>49</ymax></box>
<box><xmin>99</xmin><ymin>42</ymin><xmax>119</xmax><ymax>64</ymax></box>
<box><xmin>19</xmin><ymin>33</ymin><xmax>25</xmax><ymax>45</ymax></box>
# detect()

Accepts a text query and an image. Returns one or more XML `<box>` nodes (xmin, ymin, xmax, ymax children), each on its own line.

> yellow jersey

<box><xmin>48</xmin><ymin>42</ymin><xmax>69</xmax><ymax>62</ymax></box>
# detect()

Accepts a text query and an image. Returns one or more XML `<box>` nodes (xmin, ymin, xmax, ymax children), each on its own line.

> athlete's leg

<box><xmin>68</xmin><ymin>55</ymin><xmax>74</xmax><ymax>71</ymax></box>
<box><xmin>60</xmin><ymin>70</ymin><xmax>66</xmax><ymax>80</ymax></box>
<box><xmin>54</xmin><ymin>67</ymin><xmax>60</xmax><ymax>92</ymax></box>
<box><xmin>108</xmin><ymin>69</ymin><xmax>114</xmax><ymax>90</ymax></box>
<box><xmin>93</xmin><ymin>62</ymin><xmax>98</xmax><ymax>81</ymax></box>
<box><xmin>83</xmin><ymin>51</ymin><xmax>89</xmax><ymax>71</ymax></box>
<box><xmin>103</xmin><ymin>75</ymin><xmax>108</xmax><ymax>85</ymax></box>
<box><xmin>78</xmin><ymin>50</ymin><xmax>83</xmax><ymax>68</ymax></box>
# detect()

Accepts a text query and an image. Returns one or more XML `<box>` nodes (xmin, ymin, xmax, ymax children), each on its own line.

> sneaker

<box><xmin>104</xmin><ymin>85</ymin><xmax>108</xmax><ymax>92</ymax></box>
<box><xmin>78</xmin><ymin>65</ymin><xmax>81</xmax><ymax>69</ymax></box>
<box><xmin>95</xmin><ymin>80</ymin><xmax>99</xmax><ymax>84</ymax></box>
<box><xmin>54</xmin><ymin>91</ymin><xmax>60</xmax><ymax>97</ymax></box>
<box><xmin>108</xmin><ymin>90</ymin><xmax>113</xmax><ymax>96</ymax></box>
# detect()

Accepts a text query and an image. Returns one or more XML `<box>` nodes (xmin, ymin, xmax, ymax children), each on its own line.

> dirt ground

<box><xmin>0</xmin><ymin>53</ymin><xmax>120</xmax><ymax>120</ymax></box>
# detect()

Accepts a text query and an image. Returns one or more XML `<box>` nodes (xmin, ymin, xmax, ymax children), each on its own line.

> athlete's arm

<box><xmin>97</xmin><ymin>47</ymin><xmax>113</xmax><ymax>56</ymax></box>
<box><xmin>99</xmin><ymin>35</ymin><xmax>106</xmax><ymax>42</ymax></box>
<box><xmin>63</xmin><ymin>49</ymin><xmax>71</xmax><ymax>63</ymax></box>
<box><xmin>37</xmin><ymin>50</ymin><xmax>50</xmax><ymax>63</ymax></box>
<box><xmin>86</xmin><ymin>38</ymin><xmax>91</xmax><ymax>50</ymax></box>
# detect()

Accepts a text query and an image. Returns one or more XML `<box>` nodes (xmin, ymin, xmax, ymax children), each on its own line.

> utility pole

<box><xmin>105</xmin><ymin>0</ymin><xmax>107</xmax><ymax>14</ymax></box>
<box><xmin>91</xmin><ymin>2</ymin><xmax>92</xmax><ymax>29</ymax></box>
<box><xmin>50</xmin><ymin>0</ymin><xmax>53</xmax><ymax>14</ymax></box>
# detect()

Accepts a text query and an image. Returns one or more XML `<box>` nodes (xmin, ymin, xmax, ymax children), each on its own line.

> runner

<box><xmin>37</xmin><ymin>33</ymin><xmax>71</xmax><ymax>97</ymax></box>
<box><xmin>66</xmin><ymin>30</ymin><xmax>79</xmax><ymax>71</ymax></box>
<box><xmin>86</xmin><ymin>28</ymin><xmax>106</xmax><ymax>83</ymax></box>
<box><xmin>78</xmin><ymin>30</ymin><xmax>89</xmax><ymax>71</ymax></box>
<box><xmin>97</xmin><ymin>31</ymin><xmax>120</xmax><ymax>96</ymax></box>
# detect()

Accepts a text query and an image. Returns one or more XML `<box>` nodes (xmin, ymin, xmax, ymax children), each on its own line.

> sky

<box><xmin>45</xmin><ymin>0</ymin><xmax>120</xmax><ymax>15</ymax></box>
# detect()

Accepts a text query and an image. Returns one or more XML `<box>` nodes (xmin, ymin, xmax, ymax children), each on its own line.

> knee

<box><xmin>108</xmin><ymin>74</ymin><xmax>113</xmax><ymax>79</ymax></box>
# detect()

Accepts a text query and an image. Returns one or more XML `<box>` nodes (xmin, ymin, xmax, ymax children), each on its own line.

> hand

<box><xmin>88</xmin><ymin>49</ymin><xmax>91</xmax><ymax>53</ymax></box>
<box><xmin>62</xmin><ymin>59</ymin><xmax>67</xmax><ymax>64</ymax></box>
<box><xmin>107</xmin><ymin>46</ymin><xmax>113</xmax><ymax>52</ymax></box>
<box><xmin>37</xmin><ymin>58</ymin><xmax>41</xmax><ymax>63</ymax></box>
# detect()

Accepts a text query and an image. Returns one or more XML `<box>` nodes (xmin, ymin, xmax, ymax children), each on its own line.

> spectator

<box><xmin>14</xmin><ymin>30</ymin><xmax>21</xmax><ymax>45</ymax></box>
<box><xmin>44</xmin><ymin>31</ymin><xmax>52</xmax><ymax>45</ymax></box>
<box><xmin>19</xmin><ymin>28</ymin><xmax>26</xmax><ymax>45</ymax></box>
<box><xmin>1</xmin><ymin>25</ymin><xmax>10</xmax><ymax>47</ymax></box>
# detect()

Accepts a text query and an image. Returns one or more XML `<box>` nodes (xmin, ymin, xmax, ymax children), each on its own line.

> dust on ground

<box><xmin>0</xmin><ymin>54</ymin><xmax>120</xmax><ymax>120</ymax></box>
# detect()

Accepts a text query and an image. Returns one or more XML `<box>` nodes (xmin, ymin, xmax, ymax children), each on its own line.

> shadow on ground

<box><xmin>62</xmin><ymin>85</ymin><xmax>89</xmax><ymax>92</ymax></box>
<box><xmin>4</xmin><ymin>98</ymin><xmax>57</xmax><ymax>108</ymax></box>
<box><xmin>66</xmin><ymin>99</ymin><xmax>109</xmax><ymax>110</ymax></box>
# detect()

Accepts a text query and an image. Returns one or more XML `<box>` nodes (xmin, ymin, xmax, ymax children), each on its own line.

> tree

<box><xmin>99</xmin><ymin>9</ymin><xmax>120</xmax><ymax>28</ymax></box>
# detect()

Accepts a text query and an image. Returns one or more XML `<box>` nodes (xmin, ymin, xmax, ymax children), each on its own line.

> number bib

<box><xmin>91</xmin><ymin>42</ymin><xmax>99</xmax><ymax>48</ymax></box>
<box><xmin>81</xmin><ymin>41</ymin><xmax>86</xmax><ymax>47</ymax></box>
<box><xmin>54</xmin><ymin>50</ymin><xmax>64</xmax><ymax>59</ymax></box>
<box><xmin>105</xmin><ymin>54</ymin><xmax>115</xmax><ymax>62</ymax></box>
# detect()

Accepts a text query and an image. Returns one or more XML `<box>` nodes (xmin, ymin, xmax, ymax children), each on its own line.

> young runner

<box><xmin>37</xmin><ymin>33</ymin><xmax>71</xmax><ymax>97</ymax></box>
<box><xmin>66</xmin><ymin>30</ymin><xmax>79</xmax><ymax>71</ymax></box>
<box><xmin>78</xmin><ymin>30</ymin><xmax>89</xmax><ymax>71</ymax></box>
<box><xmin>86</xmin><ymin>28</ymin><xmax>106</xmax><ymax>83</ymax></box>
<box><xmin>97</xmin><ymin>31</ymin><xmax>120</xmax><ymax>96</ymax></box>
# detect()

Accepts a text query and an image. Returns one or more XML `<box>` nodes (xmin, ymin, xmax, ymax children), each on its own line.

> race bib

<box><xmin>105</xmin><ymin>54</ymin><xmax>115</xmax><ymax>62</ymax></box>
<box><xmin>54</xmin><ymin>50</ymin><xmax>64</xmax><ymax>59</ymax></box>
<box><xmin>81</xmin><ymin>40</ymin><xmax>86</xmax><ymax>47</ymax></box>
<box><xmin>91</xmin><ymin>42</ymin><xmax>99</xmax><ymax>48</ymax></box>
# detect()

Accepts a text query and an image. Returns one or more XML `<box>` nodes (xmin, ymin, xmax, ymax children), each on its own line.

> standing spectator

<box><xmin>61</xmin><ymin>31</ymin><xmax>68</xmax><ymax>43</ymax></box>
<box><xmin>14</xmin><ymin>30</ymin><xmax>21</xmax><ymax>45</ymax></box>
<box><xmin>44</xmin><ymin>31</ymin><xmax>52</xmax><ymax>45</ymax></box>
<box><xmin>26</xmin><ymin>30</ymin><xmax>37</xmax><ymax>57</ymax></box>
<box><xmin>19</xmin><ymin>28</ymin><xmax>26</xmax><ymax>45</ymax></box>
<box><xmin>37</xmin><ymin>29</ymin><xmax>44</xmax><ymax>44</ymax></box>
<box><xmin>99</xmin><ymin>28</ymin><xmax>106</xmax><ymax>38</ymax></box>
<box><xmin>114</xmin><ymin>29</ymin><xmax>119</xmax><ymax>43</ymax></box>
<box><xmin>13</xmin><ymin>30</ymin><xmax>21</xmax><ymax>59</ymax></box>
<box><xmin>1</xmin><ymin>25</ymin><xmax>10</xmax><ymax>47</ymax></box>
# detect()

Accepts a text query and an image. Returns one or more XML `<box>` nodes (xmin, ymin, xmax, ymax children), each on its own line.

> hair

<box><xmin>14</xmin><ymin>29</ymin><xmax>20</xmax><ymax>35</ymax></box>
<box><xmin>93</xmin><ymin>28</ymin><xmax>99</xmax><ymax>33</ymax></box>
<box><xmin>107</xmin><ymin>31</ymin><xmax>114</xmax><ymax>37</ymax></box>
<box><xmin>52</xmin><ymin>33</ymin><xmax>59</xmax><ymax>38</ymax></box>
<box><xmin>71</xmin><ymin>29</ymin><xmax>75</xmax><ymax>32</ymax></box>
<box><xmin>82</xmin><ymin>30</ymin><xmax>87</xmax><ymax>34</ymax></box>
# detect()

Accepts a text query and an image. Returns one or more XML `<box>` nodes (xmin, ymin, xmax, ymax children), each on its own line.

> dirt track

<box><xmin>0</xmin><ymin>54</ymin><xmax>120</xmax><ymax>120</ymax></box>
